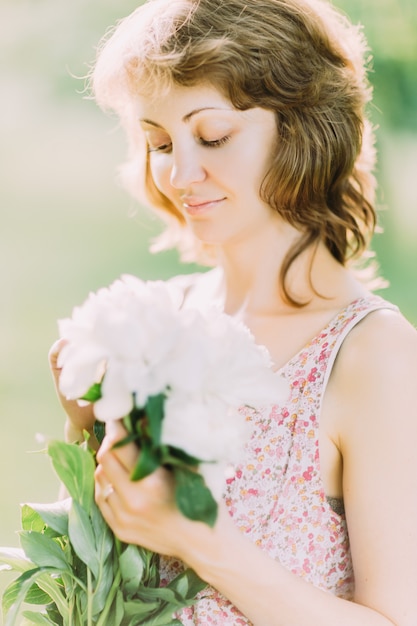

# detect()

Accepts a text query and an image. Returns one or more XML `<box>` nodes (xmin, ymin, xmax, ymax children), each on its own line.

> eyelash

<box><xmin>147</xmin><ymin>135</ymin><xmax>231</xmax><ymax>153</ymax></box>
<box><xmin>147</xmin><ymin>144</ymin><xmax>171</xmax><ymax>154</ymax></box>
<box><xmin>199</xmin><ymin>135</ymin><xmax>231</xmax><ymax>148</ymax></box>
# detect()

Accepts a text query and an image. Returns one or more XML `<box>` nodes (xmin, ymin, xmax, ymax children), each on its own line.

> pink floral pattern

<box><xmin>161</xmin><ymin>296</ymin><xmax>397</xmax><ymax>624</ymax></box>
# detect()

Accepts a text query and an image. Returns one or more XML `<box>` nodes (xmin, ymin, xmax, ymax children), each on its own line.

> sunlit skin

<box><xmin>140</xmin><ymin>85</ymin><xmax>281</xmax><ymax>248</ymax></box>
<box><xmin>50</xmin><ymin>84</ymin><xmax>417</xmax><ymax>626</ymax></box>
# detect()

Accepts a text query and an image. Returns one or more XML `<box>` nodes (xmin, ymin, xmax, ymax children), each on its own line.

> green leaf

<box><xmin>94</xmin><ymin>420</ymin><xmax>106</xmax><ymax>445</ymax></box>
<box><xmin>91</xmin><ymin>554</ymin><xmax>115</xmax><ymax>617</ymax></box>
<box><xmin>135</xmin><ymin>571</ymin><xmax>206</xmax><ymax>626</ymax></box>
<box><xmin>45</xmin><ymin>602</ymin><xmax>64</xmax><ymax>626</ymax></box>
<box><xmin>47</xmin><ymin>441</ymin><xmax>95</xmax><ymax>512</ymax></box>
<box><xmin>167</xmin><ymin>568</ymin><xmax>206</xmax><ymax>600</ymax></box>
<box><xmin>35</xmin><ymin>574</ymin><xmax>69</xmax><ymax>621</ymax></box>
<box><xmin>97</xmin><ymin>588</ymin><xmax>124</xmax><ymax>626</ymax></box>
<box><xmin>2</xmin><ymin>567</ymin><xmax>62</xmax><ymax>626</ymax></box>
<box><xmin>130</xmin><ymin>441</ymin><xmax>161</xmax><ymax>481</ymax></box>
<box><xmin>24</xmin><ymin>583</ymin><xmax>54</xmax><ymax>606</ymax></box>
<box><xmin>112</xmin><ymin>432</ymin><xmax>138</xmax><ymax>450</ymax></box>
<box><xmin>145</xmin><ymin>394</ymin><xmax>165</xmax><ymax>446</ymax></box>
<box><xmin>81</xmin><ymin>383</ymin><xmax>102</xmax><ymax>402</ymax></box>
<box><xmin>21</xmin><ymin>610</ymin><xmax>54</xmax><ymax>625</ymax></box>
<box><xmin>88</xmin><ymin>503</ymin><xmax>115</xmax><ymax>616</ymax></box>
<box><xmin>173</xmin><ymin>467</ymin><xmax>218</xmax><ymax>527</ymax></box>
<box><xmin>162</xmin><ymin>446</ymin><xmax>202</xmax><ymax>467</ymax></box>
<box><xmin>21</xmin><ymin>505</ymin><xmax>46</xmax><ymax>533</ymax></box>
<box><xmin>90</xmin><ymin>500</ymin><xmax>114</xmax><ymax>563</ymax></box>
<box><xmin>138</xmin><ymin>549</ymin><xmax>160</xmax><ymax>587</ymax></box>
<box><xmin>23</xmin><ymin>500</ymin><xmax>70</xmax><ymax>537</ymax></box>
<box><xmin>135</xmin><ymin>586</ymin><xmax>183</xmax><ymax>604</ymax></box>
<box><xmin>137</xmin><ymin>608</ymin><xmax>183</xmax><ymax>626</ymax></box>
<box><xmin>19</xmin><ymin>532</ymin><xmax>69</xmax><ymax>572</ymax></box>
<box><xmin>125</xmin><ymin>406</ymin><xmax>146</xmax><ymax>434</ymax></box>
<box><xmin>115</xmin><ymin>589</ymin><xmax>125</xmax><ymax>626</ymax></box>
<box><xmin>123</xmin><ymin>598</ymin><xmax>161</xmax><ymax>619</ymax></box>
<box><xmin>119</xmin><ymin>544</ymin><xmax>145</xmax><ymax>595</ymax></box>
<box><xmin>68</xmin><ymin>501</ymin><xmax>100</xmax><ymax>578</ymax></box>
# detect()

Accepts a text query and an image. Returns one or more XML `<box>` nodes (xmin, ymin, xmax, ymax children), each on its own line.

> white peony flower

<box><xmin>198</xmin><ymin>462</ymin><xmax>237</xmax><ymax>502</ymax></box>
<box><xmin>56</xmin><ymin>274</ymin><xmax>293</xmax><ymax>520</ymax></box>
<box><xmin>57</xmin><ymin>275</ymin><xmax>290</xmax><ymax>506</ymax></box>
<box><xmin>161</xmin><ymin>393</ymin><xmax>250</xmax><ymax>462</ymax></box>
<box><xmin>58</xmin><ymin>275</ymin><xmax>185</xmax><ymax>420</ymax></box>
<box><xmin>159</xmin><ymin>305</ymin><xmax>287</xmax><ymax>408</ymax></box>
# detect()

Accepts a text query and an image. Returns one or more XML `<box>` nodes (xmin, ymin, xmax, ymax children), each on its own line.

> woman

<box><xmin>50</xmin><ymin>0</ymin><xmax>417</xmax><ymax>623</ymax></box>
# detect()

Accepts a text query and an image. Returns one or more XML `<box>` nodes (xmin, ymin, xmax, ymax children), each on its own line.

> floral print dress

<box><xmin>161</xmin><ymin>295</ymin><xmax>398</xmax><ymax>624</ymax></box>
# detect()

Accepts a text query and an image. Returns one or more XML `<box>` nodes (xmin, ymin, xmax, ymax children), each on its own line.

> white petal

<box><xmin>93</xmin><ymin>392</ymin><xmax>133</xmax><ymax>422</ymax></box>
<box><xmin>94</xmin><ymin>366</ymin><xmax>133</xmax><ymax>422</ymax></box>
<box><xmin>199</xmin><ymin>462</ymin><xmax>226</xmax><ymax>502</ymax></box>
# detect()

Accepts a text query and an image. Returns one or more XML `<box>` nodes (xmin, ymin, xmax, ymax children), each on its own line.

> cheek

<box><xmin>149</xmin><ymin>156</ymin><xmax>173</xmax><ymax>198</ymax></box>
<box><xmin>238</xmin><ymin>143</ymin><xmax>270</xmax><ymax>190</ymax></box>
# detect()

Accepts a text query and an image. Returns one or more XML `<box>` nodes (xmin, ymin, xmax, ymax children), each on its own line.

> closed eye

<box><xmin>199</xmin><ymin>136</ymin><xmax>231</xmax><ymax>148</ymax></box>
<box><xmin>147</xmin><ymin>135</ymin><xmax>231</xmax><ymax>153</ymax></box>
<box><xmin>147</xmin><ymin>142</ymin><xmax>172</xmax><ymax>154</ymax></box>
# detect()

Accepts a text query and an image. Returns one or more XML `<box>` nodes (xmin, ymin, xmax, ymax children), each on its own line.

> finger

<box><xmin>105</xmin><ymin>419</ymin><xmax>127</xmax><ymax>441</ymax></box>
<box><xmin>96</xmin><ymin>444</ymin><xmax>131</xmax><ymax>489</ymax></box>
<box><xmin>48</xmin><ymin>338</ymin><xmax>67</xmax><ymax>372</ymax></box>
<box><xmin>111</xmin><ymin>439</ymin><xmax>140</xmax><ymax>473</ymax></box>
<box><xmin>95</xmin><ymin>464</ymin><xmax>114</xmax><ymax>496</ymax></box>
<box><xmin>98</xmin><ymin>421</ymin><xmax>139</xmax><ymax>473</ymax></box>
<box><xmin>95</xmin><ymin>465</ymin><xmax>119</xmax><ymax>517</ymax></box>
<box><xmin>102</xmin><ymin>482</ymin><xmax>115</xmax><ymax>501</ymax></box>
<box><xmin>48</xmin><ymin>339</ymin><xmax>70</xmax><ymax>393</ymax></box>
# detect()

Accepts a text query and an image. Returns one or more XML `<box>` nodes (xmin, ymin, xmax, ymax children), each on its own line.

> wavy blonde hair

<box><xmin>92</xmin><ymin>0</ymin><xmax>378</xmax><ymax>303</ymax></box>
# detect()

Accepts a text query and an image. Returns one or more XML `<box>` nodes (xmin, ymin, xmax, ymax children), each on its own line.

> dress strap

<box><xmin>322</xmin><ymin>297</ymin><xmax>399</xmax><ymax>394</ymax></box>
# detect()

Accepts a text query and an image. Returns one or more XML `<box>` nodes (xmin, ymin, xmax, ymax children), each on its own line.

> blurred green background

<box><xmin>0</xmin><ymin>0</ymin><xmax>416</xmax><ymax>616</ymax></box>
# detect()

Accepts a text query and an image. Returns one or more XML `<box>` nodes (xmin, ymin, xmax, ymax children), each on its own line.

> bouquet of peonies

<box><xmin>0</xmin><ymin>275</ymin><xmax>287</xmax><ymax>625</ymax></box>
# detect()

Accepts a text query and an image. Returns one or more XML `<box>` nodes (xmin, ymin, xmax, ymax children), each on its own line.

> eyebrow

<box><xmin>139</xmin><ymin>106</ymin><xmax>232</xmax><ymax>127</ymax></box>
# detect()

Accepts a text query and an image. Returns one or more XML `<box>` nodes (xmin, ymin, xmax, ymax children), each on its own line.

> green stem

<box><xmin>95</xmin><ymin>568</ymin><xmax>122</xmax><ymax>626</ymax></box>
<box><xmin>87</xmin><ymin>568</ymin><xmax>93</xmax><ymax>626</ymax></box>
<box><xmin>68</xmin><ymin>593</ymin><xmax>73</xmax><ymax>626</ymax></box>
<box><xmin>95</xmin><ymin>540</ymin><xmax>123</xmax><ymax>626</ymax></box>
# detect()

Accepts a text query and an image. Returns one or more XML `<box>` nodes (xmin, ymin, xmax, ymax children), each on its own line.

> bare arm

<box><xmin>332</xmin><ymin>310</ymin><xmax>417</xmax><ymax>625</ymax></box>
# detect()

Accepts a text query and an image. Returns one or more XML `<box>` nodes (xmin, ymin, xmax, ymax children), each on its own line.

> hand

<box><xmin>49</xmin><ymin>338</ymin><xmax>97</xmax><ymax>446</ymax></box>
<box><xmin>95</xmin><ymin>421</ymin><xmax>198</xmax><ymax>558</ymax></box>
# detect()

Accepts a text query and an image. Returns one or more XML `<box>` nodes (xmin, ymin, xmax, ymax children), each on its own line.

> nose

<box><xmin>169</xmin><ymin>146</ymin><xmax>206</xmax><ymax>189</ymax></box>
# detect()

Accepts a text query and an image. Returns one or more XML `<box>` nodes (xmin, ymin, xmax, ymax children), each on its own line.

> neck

<box><xmin>213</xmin><ymin>223</ymin><xmax>355</xmax><ymax>316</ymax></box>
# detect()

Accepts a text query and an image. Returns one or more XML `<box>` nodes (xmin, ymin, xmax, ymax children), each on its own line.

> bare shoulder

<box><xmin>335</xmin><ymin>305</ymin><xmax>417</xmax><ymax>390</ymax></box>
<box><xmin>324</xmin><ymin>303</ymin><xmax>417</xmax><ymax>481</ymax></box>
<box><xmin>328</xmin><ymin>305</ymin><xmax>417</xmax><ymax>442</ymax></box>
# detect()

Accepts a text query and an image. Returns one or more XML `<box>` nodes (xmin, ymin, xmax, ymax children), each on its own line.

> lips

<box><xmin>181</xmin><ymin>196</ymin><xmax>226</xmax><ymax>216</ymax></box>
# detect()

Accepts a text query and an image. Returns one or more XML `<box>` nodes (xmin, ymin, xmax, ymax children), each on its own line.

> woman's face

<box><xmin>137</xmin><ymin>84</ymin><xmax>280</xmax><ymax>247</ymax></box>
